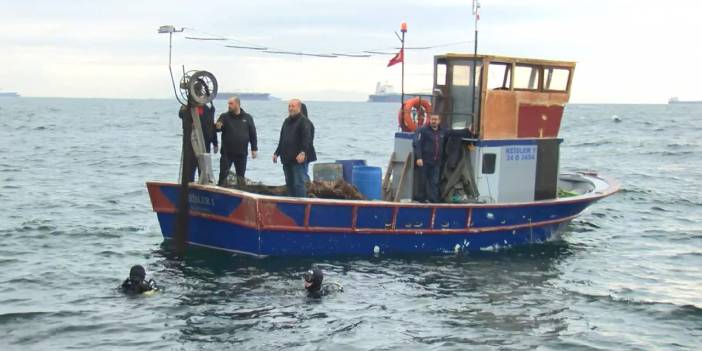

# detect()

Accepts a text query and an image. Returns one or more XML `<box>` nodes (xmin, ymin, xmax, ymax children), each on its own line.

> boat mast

<box><xmin>471</xmin><ymin>0</ymin><xmax>480</xmax><ymax>128</ymax></box>
<box><xmin>472</xmin><ymin>0</ymin><xmax>479</xmax><ymax>58</ymax></box>
<box><xmin>398</xmin><ymin>22</ymin><xmax>407</xmax><ymax>106</ymax></box>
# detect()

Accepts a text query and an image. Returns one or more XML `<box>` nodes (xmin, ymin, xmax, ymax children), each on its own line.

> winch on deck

<box><xmin>385</xmin><ymin>54</ymin><xmax>576</xmax><ymax>204</ymax></box>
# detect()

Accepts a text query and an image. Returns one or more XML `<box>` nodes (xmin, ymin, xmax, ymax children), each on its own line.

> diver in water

<box><xmin>303</xmin><ymin>267</ymin><xmax>342</xmax><ymax>298</ymax></box>
<box><xmin>120</xmin><ymin>265</ymin><xmax>158</xmax><ymax>295</ymax></box>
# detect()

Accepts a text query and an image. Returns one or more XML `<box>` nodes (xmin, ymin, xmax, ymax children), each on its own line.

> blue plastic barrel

<box><xmin>335</xmin><ymin>159</ymin><xmax>366</xmax><ymax>182</ymax></box>
<box><xmin>352</xmin><ymin>166</ymin><xmax>382</xmax><ymax>200</ymax></box>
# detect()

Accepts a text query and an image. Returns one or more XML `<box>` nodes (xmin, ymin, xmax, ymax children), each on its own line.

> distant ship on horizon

<box><xmin>367</xmin><ymin>82</ymin><xmax>431</xmax><ymax>103</ymax></box>
<box><xmin>668</xmin><ymin>97</ymin><xmax>702</xmax><ymax>104</ymax></box>
<box><xmin>216</xmin><ymin>92</ymin><xmax>280</xmax><ymax>101</ymax></box>
<box><xmin>0</xmin><ymin>90</ymin><xmax>20</xmax><ymax>97</ymax></box>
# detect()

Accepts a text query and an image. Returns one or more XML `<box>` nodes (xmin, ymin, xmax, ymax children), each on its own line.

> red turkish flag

<box><xmin>387</xmin><ymin>49</ymin><xmax>404</xmax><ymax>67</ymax></box>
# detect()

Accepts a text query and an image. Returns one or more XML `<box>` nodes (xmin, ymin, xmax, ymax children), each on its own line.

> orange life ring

<box><xmin>398</xmin><ymin>97</ymin><xmax>432</xmax><ymax>132</ymax></box>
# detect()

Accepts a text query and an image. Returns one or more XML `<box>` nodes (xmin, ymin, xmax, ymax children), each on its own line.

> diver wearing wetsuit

<box><xmin>303</xmin><ymin>268</ymin><xmax>342</xmax><ymax>298</ymax></box>
<box><xmin>121</xmin><ymin>265</ymin><xmax>158</xmax><ymax>294</ymax></box>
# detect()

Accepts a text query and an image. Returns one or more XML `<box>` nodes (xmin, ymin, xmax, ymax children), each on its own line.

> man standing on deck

<box><xmin>178</xmin><ymin>101</ymin><xmax>218</xmax><ymax>182</ymax></box>
<box><xmin>273</xmin><ymin>99</ymin><xmax>311</xmax><ymax>197</ymax></box>
<box><xmin>413</xmin><ymin>114</ymin><xmax>475</xmax><ymax>203</ymax></box>
<box><xmin>216</xmin><ymin>96</ymin><xmax>258</xmax><ymax>186</ymax></box>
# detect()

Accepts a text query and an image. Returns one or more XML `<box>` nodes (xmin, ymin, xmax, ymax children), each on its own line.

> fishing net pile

<box><xmin>222</xmin><ymin>176</ymin><xmax>365</xmax><ymax>200</ymax></box>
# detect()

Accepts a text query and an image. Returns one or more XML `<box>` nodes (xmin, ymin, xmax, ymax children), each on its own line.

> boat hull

<box><xmin>147</xmin><ymin>175</ymin><xmax>617</xmax><ymax>257</ymax></box>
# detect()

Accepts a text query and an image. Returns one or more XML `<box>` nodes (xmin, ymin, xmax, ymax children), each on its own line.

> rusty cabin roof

<box><xmin>437</xmin><ymin>53</ymin><xmax>576</xmax><ymax>68</ymax></box>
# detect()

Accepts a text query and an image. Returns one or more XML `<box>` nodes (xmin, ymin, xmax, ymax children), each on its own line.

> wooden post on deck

<box><xmin>189</xmin><ymin>106</ymin><xmax>214</xmax><ymax>184</ymax></box>
<box><xmin>382</xmin><ymin>152</ymin><xmax>395</xmax><ymax>201</ymax></box>
<box><xmin>393</xmin><ymin>153</ymin><xmax>413</xmax><ymax>202</ymax></box>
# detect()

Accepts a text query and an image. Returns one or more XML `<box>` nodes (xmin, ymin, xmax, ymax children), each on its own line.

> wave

<box><xmin>0</xmin><ymin>258</ymin><xmax>22</xmax><ymax>265</ymax></box>
<box><xmin>618</xmin><ymin>188</ymin><xmax>653</xmax><ymax>195</ymax></box>
<box><xmin>4</xmin><ymin>223</ymin><xmax>146</xmax><ymax>239</ymax></box>
<box><xmin>328</xmin><ymin>320</ymin><xmax>364</xmax><ymax>335</ymax></box>
<box><xmin>642</xmin><ymin>150</ymin><xmax>695</xmax><ymax>156</ymax></box>
<box><xmin>671</xmin><ymin>251</ymin><xmax>702</xmax><ymax>259</ymax></box>
<box><xmin>97</xmin><ymin>250</ymin><xmax>126</xmax><ymax>258</ymax></box>
<box><xmin>225</xmin><ymin>306</ymin><xmax>276</xmax><ymax>319</ymax></box>
<box><xmin>13</xmin><ymin>221</ymin><xmax>57</xmax><ymax>233</ymax></box>
<box><xmin>0</xmin><ymin>311</ymin><xmax>52</xmax><ymax>324</ymax></box>
<box><xmin>0</xmin><ymin>277</ymin><xmax>41</xmax><ymax>285</ymax></box>
<box><xmin>576</xmin><ymin>220</ymin><xmax>601</xmax><ymax>229</ymax></box>
<box><xmin>631</xmin><ymin>195</ymin><xmax>702</xmax><ymax>208</ymax></box>
<box><xmin>666</xmin><ymin>142</ymin><xmax>698</xmax><ymax>148</ymax></box>
<box><xmin>567</xmin><ymin>289</ymin><xmax>702</xmax><ymax>318</ymax></box>
<box><xmin>570</xmin><ymin>141</ymin><xmax>614</xmax><ymax>147</ymax></box>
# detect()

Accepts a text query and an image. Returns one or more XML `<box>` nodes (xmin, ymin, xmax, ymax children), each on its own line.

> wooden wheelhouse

<box><xmin>432</xmin><ymin>54</ymin><xmax>575</xmax><ymax>138</ymax></box>
<box><xmin>388</xmin><ymin>54</ymin><xmax>577</xmax><ymax>204</ymax></box>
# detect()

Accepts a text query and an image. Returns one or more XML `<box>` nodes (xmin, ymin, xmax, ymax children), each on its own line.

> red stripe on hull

<box><xmin>155</xmin><ymin>207</ymin><xmax>580</xmax><ymax>236</ymax></box>
<box><xmin>147</xmin><ymin>182</ymin><xmax>175</xmax><ymax>212</ymax></box>
<box><xmin>229</xmin><ymin>196</ymin><xmax>258</xmax><ymax>228</ymax></box>
<box><xmin>258</xmin><ymin>199</ymin><xmax>298</xmax><ymax>227</ymax></box>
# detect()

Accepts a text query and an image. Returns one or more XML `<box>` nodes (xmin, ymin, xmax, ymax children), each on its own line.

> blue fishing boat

<box><xmin>147</xmin><ymin>52</ymin><xmax>619</xmax><ymax>257</ymax></box>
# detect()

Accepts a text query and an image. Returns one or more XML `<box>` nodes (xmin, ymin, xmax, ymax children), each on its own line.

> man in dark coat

<box><xmin>413</xmin><ymin>114</ymin><xmax>475</xmax><ymax>203</ymax></box>
<box><xmin>300</xmin><ymin>103</ymin><xmax>317</xmax><ymax>182</ymax></box>
<box><xmin>273</xmin><ymin>99</ymin><xmax>311</xmax><ymax>197</ymax></box>
<box><xmin>178</xmin><ymin>102</ymin><xmax>218</xmax><ymax>182</ymax></box>
<box><xmin>216</xmin><ymin>96</ymin><xmax>258</xmax><ymax>186</ymax></box>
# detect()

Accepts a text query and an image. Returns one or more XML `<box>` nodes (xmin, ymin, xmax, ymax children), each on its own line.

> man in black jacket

<box><xmin>216</xmin><ymin>97</ymin><xmax>258</xmax><ymax>186</ymax></box>
<box><xmin>178</xmin><ymin>103</ymin><xmax>218</xmax><ymax>182</ymax></box>
<box><xmin>273</xmin><ymin>99</ymin><xmax>311</xmax><ymax>197</ymax></box>
<box><xmin>413</xmin><ymin>114</ymin><xmax>475</xmax><ymax>203</ymax></box>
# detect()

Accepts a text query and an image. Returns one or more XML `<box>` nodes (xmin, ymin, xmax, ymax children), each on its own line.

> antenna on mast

<box><xmin>158</xmin><ymin>25</ymin><xmax>186</xmax><ymax>105</ymax></box>
<box><xmin>472</xmin><ymin>0</ymin><xmax>480</xmax><ymax>56</ymax></box>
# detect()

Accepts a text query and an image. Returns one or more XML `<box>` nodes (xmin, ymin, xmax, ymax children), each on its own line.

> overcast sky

<box><xmin>1</xmin><ymin>0</ymin><xmax>700</xmax><ymax>103</ymax></box>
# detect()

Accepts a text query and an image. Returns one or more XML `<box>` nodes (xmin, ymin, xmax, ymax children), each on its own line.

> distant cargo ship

<box><xmin>216</xmin><ymin>92</ymin><xmax>279</xmax><ymax>101</ymax></box>
<box><xmin>0</xmin><ymin>91</ymin><xmax>20</xmax><ymax>97</ymax></box>
<box><xmin>668</xmin><ymin>97</ymin><xmax>702</xmax><ymax>104</ymax></box>
<box><xmin>367</xmin><ymin>82</ymin><xmax>430</xmax><ymax>103</ymax></box>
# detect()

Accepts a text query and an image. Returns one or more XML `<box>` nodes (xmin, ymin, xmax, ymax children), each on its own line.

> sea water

<box><xmin>0</xmin><ymin>98</ymin><xmax>700</xmax><ymax>350</ymax></box>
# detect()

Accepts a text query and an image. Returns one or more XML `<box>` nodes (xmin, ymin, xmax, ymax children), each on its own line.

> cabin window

<box><xmin>544</xmin><ymin>67</ymin><xmax>570</xmax><ymax>91</ymax></box>
<box><xmin>487</xmin><ymin>62</ymin><xmax>512</xmax><ymax>90</ymax></box>
<box><xmin>514</xmin><ymin>64</ymin><xmax>540</xmax><ymax>90</ymax></box>
<box><xmin>452</xmin><ymin>64</ymin><xmax>481</xmax><ymax>86</ymax></box>
<box><xmin>482</xmin><ymin>153</ymin><xmax>496</xmax><ymax>174</ymax></box>
<box><xmin>449</xmin><ymin>61</ymin><xmax>482</xmax><ymax>130</ymax></box>
<box><xmin>436</xmin><ymin>63</ymin><xmax>447</xmax><ymax>86</ymax></box>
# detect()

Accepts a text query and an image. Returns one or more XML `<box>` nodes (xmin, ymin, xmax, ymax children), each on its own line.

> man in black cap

<box><xmin>120</xmin><ymin>265</ymin><xmax>158</xmax><ymax>294</ymax></box>
<box><xmin>216</xmin><ymin>96</ymin><xmax>258</xmax><ymax>186</ymax></box>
